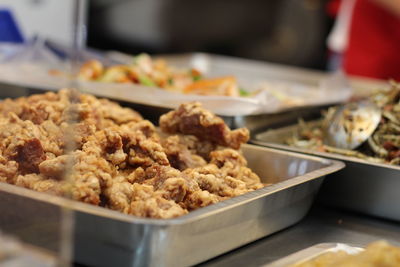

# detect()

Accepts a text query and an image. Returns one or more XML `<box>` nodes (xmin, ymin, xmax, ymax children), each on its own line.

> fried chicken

<box><xmin>159</xmin><ymin>102</ymin><xmax>249</xmax><ymax>149</ymax></box>
<box><xmin>161</xmin><ymin>135</ymin><xmax>207</xmax><ymax>170</ymax></box>
<box><xmin>0</xmin><ymin>90</ymin><xmax>265</xmax><ymax>219</ymax></box>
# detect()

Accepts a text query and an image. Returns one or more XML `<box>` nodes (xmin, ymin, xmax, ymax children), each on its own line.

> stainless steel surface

<box><xmin>253</xmin><ymin>123</ymin><xmax>400</xmax><ymax>221</ymax></box>
<box><xmin>200</xmin><ymin>207</ymin><xmax>400</xmax><ymax>267</ymax></box>
<box><xmin>0</xmin><ymin>144</ymin><xmax>343</xmax><ymax>267</ymax></box>
<box><xmin>327</xmin><ymin>101</ymin><xmax>381</xmax><ymax>150</ymax></box>
<box><xmin>264</xmin><ymin>243</ymin><xmax>362</xmax><ymax>267</ymax></box>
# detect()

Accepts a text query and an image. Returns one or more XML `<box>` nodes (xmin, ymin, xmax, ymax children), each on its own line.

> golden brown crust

<box><xmin>0</xmin><ymin>90</ymin><xmax>264</xmax><ymax>219</ymax></box>
<box><xmin>159</xmin><ymin>102</ymin><xmax>249</xmax><ymax>149</ymax></box>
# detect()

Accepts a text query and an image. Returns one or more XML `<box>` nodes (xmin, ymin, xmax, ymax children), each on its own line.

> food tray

<box><xmin>0</xmin><ymin>52</ymin><xmax>387</xmax><ymax>131</ymax></box>
<box><xmin>253</xmin><ymin>123</ymin><xmax>400</xmax><ymax>221</ymax></box>
<box><xmin>0</xmin><ymin>144</ymin><xmax>343</xmax><ymax>267</ymax></box>
<box><xmin>108</xmin><ymin>52</ymin><xmax>350</xmax><ymax>130</ymax></box>
<box><xmin>264</xmin><ymin>243</ymin><xmax>363</xmax><ymax>267</ymax></box>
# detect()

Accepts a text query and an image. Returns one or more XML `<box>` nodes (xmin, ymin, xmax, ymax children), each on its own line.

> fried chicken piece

<box><xmin>210</xmin><ymin>149</ymin><xmax>263</xmax><ymax>190</ymax></box>
<box><xmin>68</xmin><ymin>152</ymin><xmax>106</xmax><ymax>205</ymax></box>
<box><xmin>184</xmin><ymin>164</ymin><xmax>249</xmax><ymax>198</ymax></box>
<box><xmin>129</xmin><ymin>183</ymin><xmax>188</xmax><ymax>218</ymax></box>
<box><xmin>0</xmin><ymin>91</ymin><xmax>69</xmax><ymax>125</ymax></box>
<box><xmin>144</xmin><ymin>165</ymin><xmax>195</xmax><ymax>202</ymax></box>
<box><xmin>121</xmin><ymin>120</ymin><xmax>157</xmax><ymax>139</ymax></box>
<box><xmin>222</xmin><ymin>164</ymin><xmax>264</xmax><ymax>190</ymax></box>
<box><xmin>0</xmin><ymin>115</ymin><xmax>63</xmax><ymax>173</ymax></box>
<box><xmin>177</xmin><ymin>134</ymin><xmax>216</xmax><ymax>159</ymax></box>
<box><xmin>96</xmin><ymin>121</ymin><xmax>168</xmax><ymax>168</ymax></box>
<box><xmin>40</xmin><ymin>120</ymin><xmax>65</xmax><ymax>155</ymax></box>
<box><xmin>14</xmin><ymin>173</ymin><xmax>64</xmax><ymax>195</ymax></box>
<box><xmin>159</xmin><ymin>102</ymin><xmax>249</xmax><ymax>149</ymax></box>
<box><xmin>104</xmin><ymin>175</ymin><xmax>133</xmax><ymax>213</ymax></box>
<box><xmin>0</xmin><ymin>156</ymin><xmax>18</xmax><ymax>183</ymax></box>
<box><xmin>158</xmin><ymin>177</ymin><xmax>189</xmax><ymax>203</ymax></box>
<box><xmin>126</xmin><ymin>136</ymin><xmax>169</xmax><ymax>168</ymax></box>
<box><xmin>183</xmin><ymin>148</ymin><xmax>263</xmax><ymax>198</ymax></box>
<box><xmin>139</xmin><ymin>164</ymin><xmax>222</xmax><ymax>211</ymax></box>
<box><xmin>19</xmin><ymin>102</ymin><xmax>49</xmax><ymax>124</ymax></box>
<box><xmin>13</xmin><ymin>138</ymin><xmax>46</xmax><ymax>174</ymax></box>
<box><xmin>158</xmin><ymin>131</ymin><xmax>216</xmax><ymax>159</ymax></box>
<box><xmin>161</xmin><ymin>135</ymin><xmax>207</xmax><ymax>170</ymax></box>
<box><xmin>71</xmin><ymin>121</ymin><xmax>97</xmax><ymax>148</ymax></box>
<box><xmin>71</xmin><ymin>138</ymin><xmax>119</xmax><ymax>205</ymax></box>
<box><xmin>209</xmin><ymin>148</ymin><xmax>247</xmax><ymax>167</ymax></box>
<box><xmin>126</xmin><ymin>167</ymin><xmax>146</xmax><ymax>184</ymax></box>
<box><xmin>141</xmin><ymin>164</ymin><xmax>181</xmax><ymax>187</ymax></box>
<box><xmin>183</xmin><ymin>189</ymin><xmax>220</xmax><ymax>210</ymax></box>
<box><xmin>39</xmin><ymin>155</ymin><xmax>70</xmax><ymax>179</ymax></box>
<box><xmin>80</xmin><ymin>92</ymin><xmax>142</xmax><ymax>120</ymax></box>
<box><xmin>101</xmin><ymin>128</ymin><xmax>127</xmax><ymax>166</ymax></box>
<box><xmin>37</xmin><ymin>129</ymin><xmax>122</xmax><ymax>205</ymax></box>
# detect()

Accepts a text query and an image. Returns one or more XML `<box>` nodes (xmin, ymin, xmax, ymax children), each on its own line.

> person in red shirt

<box><xmin>343</xmin><ymin>0</ymin><xmax>400</xmax><ymax>80</ymax></box>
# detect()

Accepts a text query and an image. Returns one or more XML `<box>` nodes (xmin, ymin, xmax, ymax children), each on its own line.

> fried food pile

<box><xmin>0</xmin><ymin>90</ymin><xmax>263</xmax><ymax>218</ymax></box>
<box><xmin>292</xmin><ymin>241</ymin><xmax>400</xmax><ymax>267</ymax></box>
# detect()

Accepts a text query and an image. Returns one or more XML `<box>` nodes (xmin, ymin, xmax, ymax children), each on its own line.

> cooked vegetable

<box><xmin>184</xmin><ymin>76</ymin><xmax>239</xmax><ymax>97</ymax></box>
<box><xmin>287</xmin><ymin>82</ymin><xmax>400</xmax><ymax>165</ymax></box>
<box><xmin>138</xmin><ymin>74</ymin><xmax>156</xmax><ymax>87</ymax></box>
<box><xmin>239</xmin><ymin>88</ymin><xmax>251</xmax><ymax>96</ymax></box>
<box><xmin>78</xmin><ymin>54</ymin><xmax>247</xmax><ymax>97</ymax></box>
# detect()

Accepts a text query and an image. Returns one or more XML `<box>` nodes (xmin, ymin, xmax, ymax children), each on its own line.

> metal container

<box><xmin>0</xmin><ymin>53</ymin><xmax>387</xmax><ymax>132</ymax></box>
<box><xmin>265</xmin><ymin>243</ymin><xmax>363</xmax><ymax>267</ymax></box>
<box><xmin>253</xmin><ymin>124</ymin><xmax>400</xmax><ymax>221</ymax></box>
<box><xmin>0</xmin><ymin>144</ymin><xmax>343</xmax><ymax>267</ymax></box>
<box><xmin>106</xmin><ymin>52</ymin><xmax>388</xmax><ymax>131</ymax></box>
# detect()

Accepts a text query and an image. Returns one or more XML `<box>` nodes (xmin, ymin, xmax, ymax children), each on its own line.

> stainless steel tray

<box><xmin>253</xmin><ymin>124</ymin><xmax>400</xmax><ymax>221</ymax></box>
<box><xmin>264</xmin><ymin>243</ymin><xmax>363</xmax><ymax>267</ymax></box>
<box><xmin>121</xmin><ymin>53</ymin><xmax>386</xmax><ymax>131</ymax></box>
<box><xmin>0</xmin><ymin>144</ymin><xmax>343</xmax><ymax>267</ymax></box>
<box><xmin>1</xmin><ymin>52</ymin><xmax>387</xmax><ymax>132</ymax></box>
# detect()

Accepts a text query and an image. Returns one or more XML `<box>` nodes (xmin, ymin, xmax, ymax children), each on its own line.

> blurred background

<box><xmin>0</xmin><ymin>0</ymin><xmax>334</xmax><ymax>70</ymax></box>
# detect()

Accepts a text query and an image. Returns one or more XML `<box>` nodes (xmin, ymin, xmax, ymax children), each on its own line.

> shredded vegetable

<box><xmin>287</xmin><ymin>82</ymin><xmax>400</xmax><ymax>165</ymax></box>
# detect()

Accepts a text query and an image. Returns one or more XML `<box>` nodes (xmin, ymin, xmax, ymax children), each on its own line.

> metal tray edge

<box><xmin>0</xmin><ymin>144</ymin><xmax>344</xmax><ymax>226</ymax></box>
<box><xmin>251</xmin><ymin>139</ymin><xmax>400</xmax><ymax>171</ymax></box>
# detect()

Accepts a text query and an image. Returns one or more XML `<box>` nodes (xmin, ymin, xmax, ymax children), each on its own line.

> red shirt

<box><xmin>344</xmin><ymin>0</ymin><xmax>400</xmax><ymax>80</ymax></box>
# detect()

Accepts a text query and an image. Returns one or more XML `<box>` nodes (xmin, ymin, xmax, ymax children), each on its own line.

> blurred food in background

<box><xmin>78</xmin><ymin>53</ymin><xmax>242</xmax><ymax>96</ymax></box>
<box><xmin>292</xmin><ymin>241</ymin><xmax>400</xmax><ymax>267</ymax></box>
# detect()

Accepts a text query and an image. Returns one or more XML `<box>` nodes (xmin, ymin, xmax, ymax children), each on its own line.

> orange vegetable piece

<box><xmin>184</xmin><ymin>76</ymin><xmax>239</xmax><ymax>97</ymax></box>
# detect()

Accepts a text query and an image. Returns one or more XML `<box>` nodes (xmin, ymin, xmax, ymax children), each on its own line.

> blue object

<box><xmin>0</xmin><ymin>9</ymin><xmax>24</xmax><ymax>43</ymax></box>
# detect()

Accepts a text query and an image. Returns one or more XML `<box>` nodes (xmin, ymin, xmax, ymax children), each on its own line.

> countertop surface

<box><xmin>199</xmin><ymin>205</ymin><xmax>400</xmax><ymax>267</ymax></box>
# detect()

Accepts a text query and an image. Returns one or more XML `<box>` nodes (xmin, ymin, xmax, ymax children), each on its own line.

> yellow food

<box><xmin>292</xmin><ymin>241</ymin><xmax>400</xmax><ymax>267</ymax></box>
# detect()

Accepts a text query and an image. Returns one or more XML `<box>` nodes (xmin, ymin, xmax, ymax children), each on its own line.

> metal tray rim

<box><xmin>0</xmin><ymin>144</ymin><xmax>344</xmax><ymax>226</ymax></box>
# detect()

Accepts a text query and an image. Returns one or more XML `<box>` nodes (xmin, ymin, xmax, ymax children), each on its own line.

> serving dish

<box><xmin>0</xmin><ymin>144</ymin><xmax>343</xmax><ymax>267</ymax></box>
<box><xmin>253</xmin><ymin>123</ymin><xmax>400</xmax><ymax>221</ymax></box>
<box><xmin>1</xmin><ymin>52</ymin><xmax>387</xmax><ymax>131</ymax></box>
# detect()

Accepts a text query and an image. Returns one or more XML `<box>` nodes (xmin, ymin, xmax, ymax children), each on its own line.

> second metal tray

<box><xmin>253</xmin><ymin>123</ymin><xmax>400</xmax><ymax>222</ymax></box>
<box><xmin>0</xmin><ymin>144</ymin><xmax>343</xmax><ymax>267</ymax></box>
<box><xmin>265</xmin><ymin>243</ymin><xmax>363</xmax><ymax>267</ymax></box>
